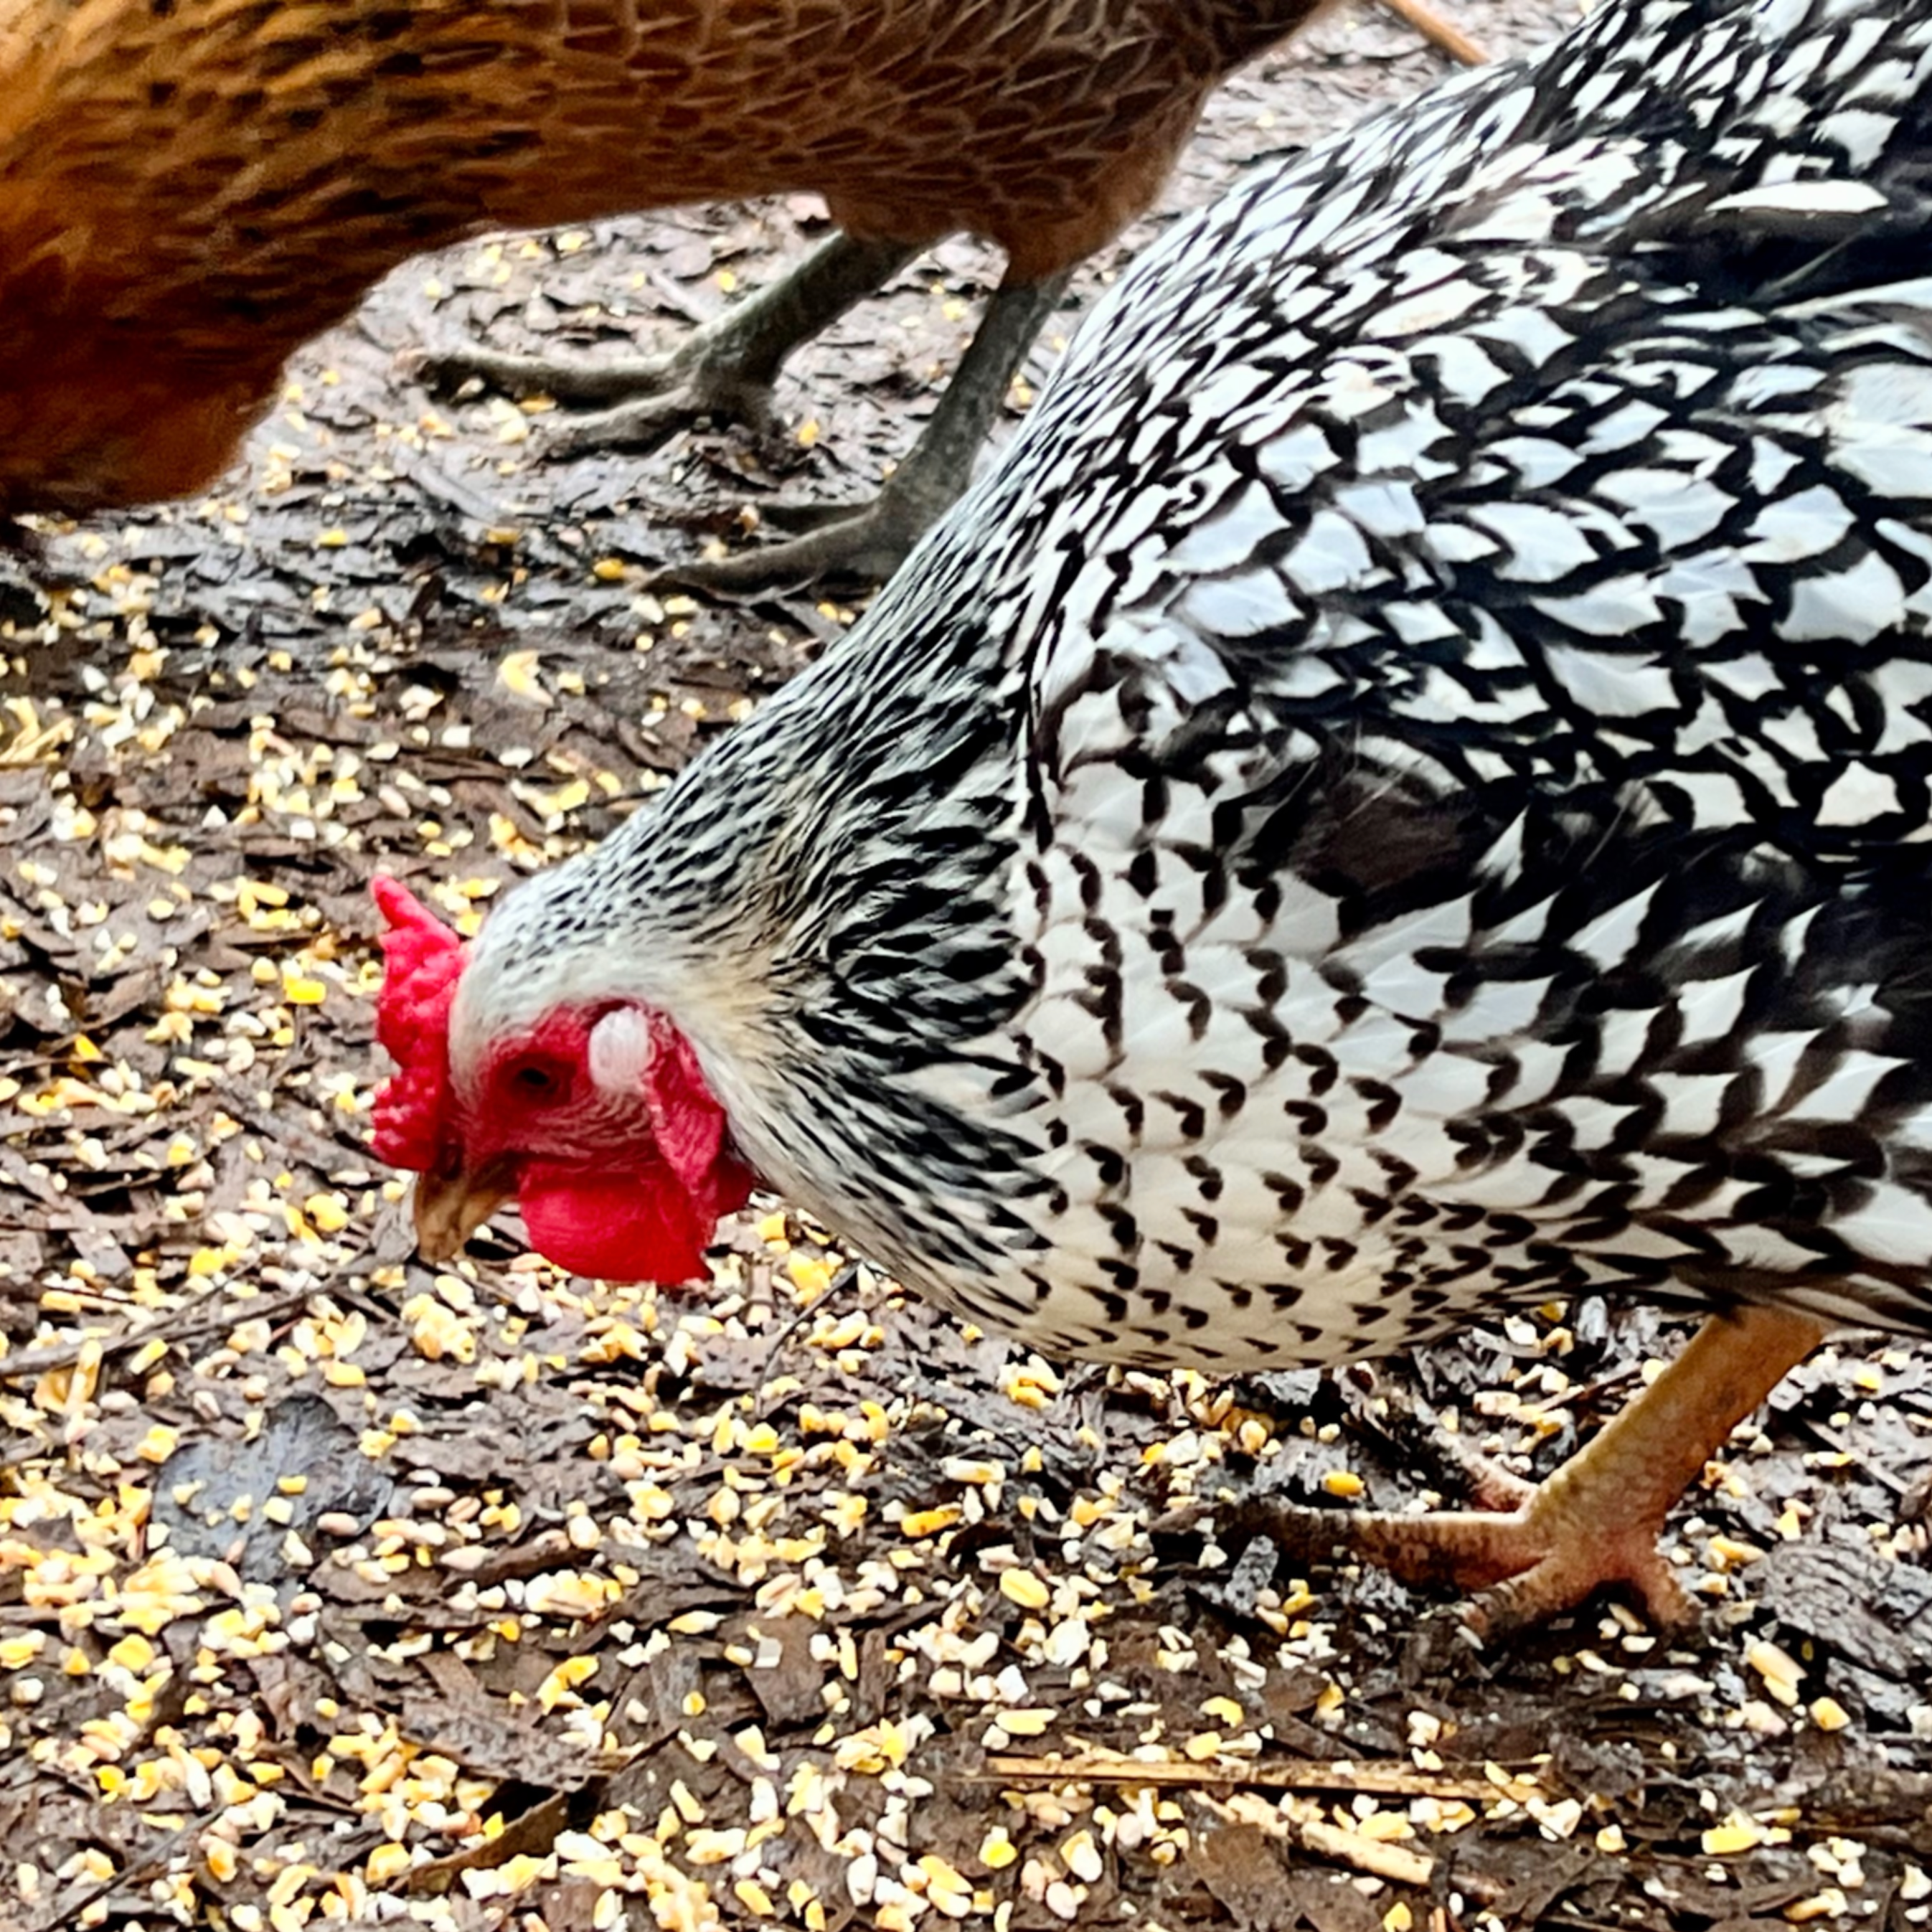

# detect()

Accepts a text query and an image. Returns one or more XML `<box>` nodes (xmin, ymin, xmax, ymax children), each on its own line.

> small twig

<box><xmin>1297</xmin><ymin>1816</ymin><xmax>1436</xmax><ymax>1888</ymax></box>
<box><xmin>436</xmin><ymin>1525</ymin><xmax>579</xmax><ymax>1588</ymax></box>
<box><xmin>756</xmin><ymin>1259</ymin><xmax>863</xmax><ymax>1380</ymax></box>
<box><xmin>0</xmin><ymin>1281</ymin><xmax>318</xmax><ymax>1382</ymax></box>
<box><xmin>977</xmin><ymin>1753</ymin><xmax>1524</xmax><ymax>1896</ymax></box>
<box><xmin>1789</xmin><ymin>1412</ymin><xmax>1910</xmax><ymax>1497</ymax></box>
<box><xmin>1375</xmin><ymin>0</ymin><xmax>1489</xmax><ymax>66</ymax></box>
<box><xmin>27</xmin><ymin>1818</ymin><xmax>203</xmax><ymax>1932</ymax></box>
<box><xmin>975</xmin><ymin>1749</ymin><xmax>1497</xmax><ymax>1802</ymax></box>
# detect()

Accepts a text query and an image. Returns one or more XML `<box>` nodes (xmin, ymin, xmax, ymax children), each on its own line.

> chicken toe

<box><xmin>413</xmin><ymin>232</ymin><xmax>921</xmax><ymax>456</ymax></box>
<box><xmin>1248</xmin><ymin>1304</ymin><xmax>1826</xmax><ymax>1635</ymax></box>
<box><xmin>652</xmin><ymin>270</ymin><xmax>1071</xmax><ymax>593</ymax></box>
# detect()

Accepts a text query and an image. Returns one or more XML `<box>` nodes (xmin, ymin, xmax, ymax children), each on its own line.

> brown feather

<box><xmin>0</xmin><ymin>0</ymin><xmax>1328</xmax><ymax>513</ymax></box>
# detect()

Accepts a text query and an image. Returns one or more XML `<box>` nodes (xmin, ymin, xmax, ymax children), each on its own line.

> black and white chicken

<box><xmin>372</xmin><ymin>0</ymin><xmax>1932</xmax><ymax>1629</ymax></box>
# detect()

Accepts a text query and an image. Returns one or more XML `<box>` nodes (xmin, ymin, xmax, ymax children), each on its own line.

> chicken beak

<box><xmin>413</xmin><ymin>1155</ymin><xmax>519</xmax><ymax>1263</ymax></box>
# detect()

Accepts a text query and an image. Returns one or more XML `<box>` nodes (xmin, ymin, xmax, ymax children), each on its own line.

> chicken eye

<box><xmin>508</xmin><ymin>1060</ymin><xmax>566</xmax><ymax>1102</ymax></box>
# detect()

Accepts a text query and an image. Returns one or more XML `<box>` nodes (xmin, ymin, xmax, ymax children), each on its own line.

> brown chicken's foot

<box><xmin>412</xmin><ymin>232</ymin><xmax>921</xmax><ymax>455</ymax></box>
<box><xmin>652</xmin><ymin>270</ymin><xmax>1072</xmax><ymax>595</ymax></box>
<box><xmin>1246</xmin><ymin>1304</ymin><xmax>1826</xmax><ymax>1636</ymax></box>
<box><xmin>647</xmin><ymin>495</ymin><xmax>934</xmax><ymax>595</ymax></box>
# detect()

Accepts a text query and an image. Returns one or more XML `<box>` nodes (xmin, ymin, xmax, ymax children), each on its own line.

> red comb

<box><xmin>369</xmin><ymin>876</ymin><xmax>466</xmax><ymax>1172</ymax></box>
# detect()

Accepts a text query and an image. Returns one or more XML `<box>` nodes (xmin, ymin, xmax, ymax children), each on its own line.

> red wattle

<box><xmin>518</xmin><ymin>1161</ymin><xmax>717</xmax><ymax>1284</ymax></box>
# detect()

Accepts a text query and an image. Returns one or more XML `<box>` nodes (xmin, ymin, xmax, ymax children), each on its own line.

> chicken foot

<box><xmin>415</xmin><ymin>231</ymin><xmax>920</xmax><ymax>452</ymax></box>
<box><xmin>1245</xmin><ymin>1303</ymin><xmax>1826</xmax><ymax>1636</ymax></box>
<box><xmin>654</xmin><ymin>268</ymin><xmax>1071</xmax><ymax>593</ymax></box>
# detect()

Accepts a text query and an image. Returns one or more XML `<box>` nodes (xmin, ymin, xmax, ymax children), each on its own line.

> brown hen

<box><xmin>0</xmin><ymin>0</ymin><xmax>1472</xmax><ymax>585</ymax></box>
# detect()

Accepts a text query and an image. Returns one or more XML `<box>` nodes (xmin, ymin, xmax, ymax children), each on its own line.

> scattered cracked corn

<box><xmin>525</xmin><ymin>1573</ymin><xmax>613</xmax><ymax>1621</ymax></box>
<box><xmin>0</xmin><ymin>1634</ymin><xmax>47</xmax><ymax>1672</ymax></box>
<box><xmin>833</xmin><ymin>1720</ymin><xmax>913</xmax><ymax>1773</ymax></box>
<box><xmin>980</xmin><ymin>1827</ymin><xmax>1018</xmax><ymax>1871</ymax></box>
<box><xmin>402</xmin><ymin>1293</ymin><xmax>476</xmax><ymax>1364</ymax></box>
<box><xmin>1321</xmin><ymin>1469</ymin><xmax>1364</xmax><ymax>1499</ymax></box>
<box><xmin>1061</xmin><ymin>1831</ymin><xmax>1103</xmax><ymax>1883</ymax></box>
<box><xmin>497</xmin><ymin>650</ymin><xmax>550</xmax><ymax>703</ymax></box>
<box><xmin>1707</xmin><ymin>1533</ymin><xmax>1763</xmax><ymax>1570</ymax></box>
<box><xmin>1748</xmin><ymin>1639</ymin><xmax>1805</xmax><ymax>1707</ymax></box>
<box><xmin>995</xmin><ymin>1709</ymin><xmax>1053</xmax><ymax>1738</ymax></box>
<box><xmin>537</xmin><ymin>1654</ymin><xmax>599</xmax><ymax>1710</ymax></box>
<box><xmin>303</xmin><ymin>1192</ymin><xmax>351</xmax><ymax>1235</ymax></box>
<box><xmin>106</xmin><ymin>1632</ymin><xmax>154</xmax><ymax>1672</ymax></box>
<box><xmin>787</xmin><ymin>1255</ymin><xmax>832</xmax><ymax>1299</ymax></box>
<box><xmin>996</xmin><ymin>1360</ymin><xmax>1061</xmax><ymax>1410</ymax></box>
<box><xmin>1808</xmin><ymin>1697</ymin><xmax>1850</xmax><ymax>1732</ymax></box>
<box><xmin>920</xmin><ymin>1855</ymin><xmax>974</xmax><ymax>1907</ymax></box>
<box><xmin>365</xmin><ymin>1842</ymin><xmax>413</xmax><ymax>1884</ymax></box>
<box><xmin>999</xmin><ymin>1570</ymin><xmax>1050</xmax><ymax>1611</ymax></box>
<box><xmin>900</xmin><ymin>1505</ymin><xmax>961</xmax><ymax>1540</ymax></box>
<box><xmin>1702</xmin><ymin>1813</ymin><xmax>1765</xmax><ymax>1856</ymax></box>
<box><xmin>1045</xmin><ymin>1879</ymin><xmax>1085</xmax><ymax>1920</ymax></box>
<box><xmin>1786</xmin><ymin>1892</ymin><xmax>1849</xmax><ymax>1923</ymax></box>
<box><xmin>281</xmin><ymin>967</ymin><xmax>328</xmax><ymax>1004</ymax></box>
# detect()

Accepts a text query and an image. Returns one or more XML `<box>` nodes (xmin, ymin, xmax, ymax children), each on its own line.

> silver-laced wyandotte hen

<box><xmin>0</xmin><ymin>0</ymin><xmax>1402</xmax><ymax>590</ymax></box>
<box><xmin>369</xmin><ymin>0</ymin><xmax>1932</xmax><ymax>1634</ymax></box>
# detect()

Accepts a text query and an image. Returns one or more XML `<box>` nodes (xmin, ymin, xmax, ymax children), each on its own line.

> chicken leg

<box><xmin>654</xmin><ymin>269</ymin><xmax>1072</xmax><ymax>593</ymax></box>
<box><xmin>1250</xmin><ymin>1304</ymin><xmax>1827</xmax><ymax>1635</ymax></box>
<box><xmin>417</xmin><ymin>234</ymin><xmax>1068</xmax><ymax>591</ymax></box>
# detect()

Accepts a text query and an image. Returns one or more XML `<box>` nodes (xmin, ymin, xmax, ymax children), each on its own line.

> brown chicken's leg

<box><xmin>415</xmin><ymin>231</ymin><xmax>920</xmax><ymax>453</ymax></box>
<box><xmin>654</xmin><ymin>268</ymin><xmax>1072</xmax><ymax>593</ymax></box>
<box><xmin>1375</xmin><ymin>0</ymin><xmax>1489</xmax><ymax>67</ymax></box>
<box><xmin>1251</xmin><ymin>1304</ymin><xmax>1826</xmax><ymax>1636</ymax></box>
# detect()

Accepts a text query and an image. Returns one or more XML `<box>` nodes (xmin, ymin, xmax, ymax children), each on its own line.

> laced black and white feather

<box><xmin>461</xmin><ymin>0</ymin><xmax>1932</xmax><ymax>1369</ymax></box>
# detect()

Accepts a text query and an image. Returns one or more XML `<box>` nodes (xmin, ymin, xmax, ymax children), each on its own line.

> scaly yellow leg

<box><xmin>1257</xmin><ymin>1304</ymin><xmax>1827</xmax><ymax>1634</ymax></box>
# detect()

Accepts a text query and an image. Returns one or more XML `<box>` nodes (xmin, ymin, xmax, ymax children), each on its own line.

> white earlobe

<box><xmin>588</xmin><ymin>1008</ymin><xmax>654</xmax><ymax>1096</ymax></box>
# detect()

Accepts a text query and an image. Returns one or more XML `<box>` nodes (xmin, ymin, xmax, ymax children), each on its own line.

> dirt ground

<box><xmin>2</xmin><ymin>5</ymin><xmax>1930</xmax><ymax>1929</ymax></box>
